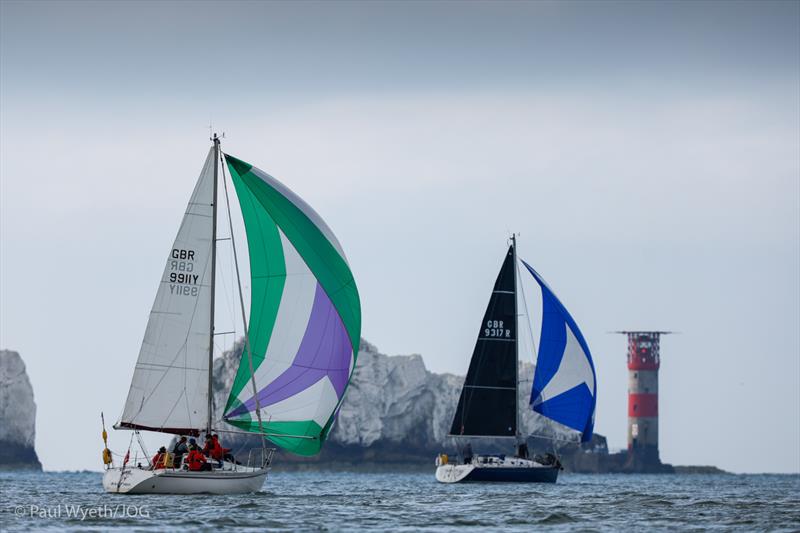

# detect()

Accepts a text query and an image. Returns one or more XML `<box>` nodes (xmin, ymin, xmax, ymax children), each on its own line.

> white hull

<box><xmin>102</xmin><ymin>463</ymin><xmax>268</xmax><ymax>494</ymax></box>
<box><xmin>436</xmin><ymin>463</ymin><xmax>476</xmax><ymax>483</ymax></box>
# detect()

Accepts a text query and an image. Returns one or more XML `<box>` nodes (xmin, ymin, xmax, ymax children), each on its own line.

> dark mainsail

<box><xmin>450</xmin><ymin>245</ymin><xmax>517</xmax><ymax>437</ymax></box>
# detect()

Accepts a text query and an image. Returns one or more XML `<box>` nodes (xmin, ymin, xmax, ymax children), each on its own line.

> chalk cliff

<box><xmin>210</xmin><ymin>340</ymin><xmax>602</xmax><ymax>469</ymax></box>
<box><xmin>0</xmin><ymin>350</ymin><xmax>42</xmax><ymax>470</ymax></box>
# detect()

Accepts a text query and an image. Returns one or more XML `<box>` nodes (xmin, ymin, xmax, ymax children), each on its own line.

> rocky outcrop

<box><xmin>211</xmin><ymin>340</ymin><xmax>596</xmax><ymax>470</ymax></box>
<box><xmin>329</xmin><ymin>339</ymin><xmax>463</xmax><ymax>450</ymax></box>
<box><xmin>0</xmin><ymin>350</ymin><xmax>42</xmax><ymax>470</ymax></box>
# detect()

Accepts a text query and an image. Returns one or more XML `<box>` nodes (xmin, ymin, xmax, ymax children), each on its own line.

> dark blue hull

<box><xmin>463</xmin><ymin>466</ymin><xmax>559</xmax><ymax>483</ymax></box>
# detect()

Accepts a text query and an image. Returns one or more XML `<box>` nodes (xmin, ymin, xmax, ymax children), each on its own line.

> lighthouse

<box><xmin>616</xmin><ymin>331</ymin><xmax>672</xmax><ymax>470</ymax></box>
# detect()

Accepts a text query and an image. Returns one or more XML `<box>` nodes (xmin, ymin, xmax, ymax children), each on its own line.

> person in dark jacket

<box><xmin>172</xmin><ymin>436</ymin><xmax>188</xmax><ymax>467</ymax></box>
<box><xmin>517</xmin><ymin>442</ymin><xmax>529</xmax><ymax>459</ymax></box>
<box><xmin>462</xmin><ymin>442</ymin><xmax>473</xmax><ymax>464</ymax></box>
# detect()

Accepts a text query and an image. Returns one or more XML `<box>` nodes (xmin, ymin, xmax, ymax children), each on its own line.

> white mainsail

<box><xmin>117</xmin><ymin>148</ymin><xmax>215</xmax><ymax>434</ymax></box>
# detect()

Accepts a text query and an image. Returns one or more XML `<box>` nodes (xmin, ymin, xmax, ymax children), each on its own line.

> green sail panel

<box><xmin>223</xmin><ymin>153</ymin><xmax>361</xmax><ymax>456</ymax></box>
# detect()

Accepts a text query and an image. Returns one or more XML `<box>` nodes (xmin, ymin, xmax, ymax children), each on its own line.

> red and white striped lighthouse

<box><xmin>617</xmin><ymin>331</ymin><xmax>671</xmax><ymax>464</ymax></box>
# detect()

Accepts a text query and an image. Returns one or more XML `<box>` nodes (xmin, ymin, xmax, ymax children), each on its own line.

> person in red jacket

<box><xmin>186</xmin><ymin>445</ymin><xmax>211</xmax><ymax>472</ymax></box>
<box><xmin>150</xmin><ymin>446</ymin><xmax>168</xmax><ymax>470</ymax></box>
<box><xmin>202</xmin><ymin>434</ymin><xmax>214</xmax><ymax>457</ymax></box>
<box><xmin>206</xmin><ymin>434</ymin><xmax>221</xmax><ymax>467</ymax></box>
<box><xmin>211</xmin><ymin>433</ymin><xmax>235</xmax><ymax>466</ymax></box>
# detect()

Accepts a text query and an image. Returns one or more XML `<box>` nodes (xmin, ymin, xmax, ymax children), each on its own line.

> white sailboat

<box><xmin>103</xmin><ymin>135</ymin><xmax>361</xmax><ymax>494</ymax></box>
<box><xmin>435</xmin><ymin>236</ymin><xmax>596</xmax><ymax>483</ymax></box>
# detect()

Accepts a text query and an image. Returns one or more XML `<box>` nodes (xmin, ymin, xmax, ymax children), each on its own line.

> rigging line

<box><xmin>217</xmin><ymin>251</ymin><xmax>237</xmax><ymax>335</ymax></box>
<box><xmin>121</xmin><ymin>432</ymin><xmax>135</xmax><ymax>473</ymax></box>
<box><xmin>135</xmin><ymin>431</ymin><xmax>151</xmax><ymax>466</ymax></box>
<box><xmin>463</xmin><ymin>385</ymin><xmax>516</xmax><ymax>390</ymax></box>
<box><xmin>516</xmin><ymin>255</ymin><xmax>539</xmax><ymax>365</ymax></box>
<box><xmin>157</xmin><ymin>388</ymin><xmax>187</xmax><ymax>435</ymax></box>
<box><xmin>230</xmin><ymin>200</ymin><xmax>238</xmax><ymax>354</ymax></box>
<box><xmin>135</xmin><ymin>362</ymin><xmax>207</xmax><ymax>371</ymax></box>
<box><xmin>447</xmin><ymin>434</ymin><xmax>517</xmax><ymax>440</ymax></box>
<box><xmin>213</xmin><ymin>338</ymin><xmax>231</xmax><ymax>360</ymax></box>
<box><xmin>220</xmin><ymin>153</ymin><xmax>267</xmax><ymax>442</ymax></box>
<box><xmin>213</xmin><ymin>428</ymin><xmax>315</xmax><ymax>440</ymax></box>
<box><xmin>527</xmin><ymin>431</ymin><xmax>581</xmax><ymax>446</ymax></box>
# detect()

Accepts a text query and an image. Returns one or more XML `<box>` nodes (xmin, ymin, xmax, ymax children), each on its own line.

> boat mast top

<box><xmin>206</xmin><ymin>133</ymin><xmax>221</xmax><ymax>435</ymax></box>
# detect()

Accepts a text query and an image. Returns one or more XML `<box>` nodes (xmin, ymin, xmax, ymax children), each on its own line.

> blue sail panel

<box><xmin>522</xmin><ymin>260</ymin><xmax>597</xmax><ymax>442</ymax></box>
<box><xmin>533</xmin><ymin>384</ymin><xmax>595</xmax><ymax>438</ymax></box>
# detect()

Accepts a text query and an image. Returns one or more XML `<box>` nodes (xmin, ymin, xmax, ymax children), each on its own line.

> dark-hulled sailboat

<box><xmin>435</xmin><ymin>236</ymin><xmax>596</xmax><ymax>483</ymax></box>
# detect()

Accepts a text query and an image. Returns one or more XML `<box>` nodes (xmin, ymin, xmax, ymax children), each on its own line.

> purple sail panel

<box><xmin>228</xmin><ymin>283</ymin><xmax>352</xmax><ymax>417</ymax></box>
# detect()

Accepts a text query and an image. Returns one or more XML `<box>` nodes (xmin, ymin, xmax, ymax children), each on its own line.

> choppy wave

<box><xmin>1</xmin><ymin>471</ymin><xmax>798</xmax><ymax>531</ymax></box>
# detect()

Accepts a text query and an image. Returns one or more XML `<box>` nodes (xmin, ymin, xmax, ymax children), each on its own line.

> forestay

<box><xmin>522</xmin><ymin>260</ymin><xmax>596</xmax><ymax>442</ymax></box>
<box><xmin>118</xmin><ymin>148</ymin><xmax>215</xmax><ymax>435</ymax></box>
<box><xmin>222</xmin><ymin>154</ymin><xmax>361</xmax><ymax>456</ymax></box>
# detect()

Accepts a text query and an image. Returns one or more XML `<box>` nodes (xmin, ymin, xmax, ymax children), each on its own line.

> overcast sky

<box><xmin>1</xmin><ymin>0</ymin><xmax>798</xmax><ymax>473</ymax></box>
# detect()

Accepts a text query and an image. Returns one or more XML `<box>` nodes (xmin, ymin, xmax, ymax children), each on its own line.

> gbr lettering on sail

<box><xmin>485</xmin><ymin>320</ymin><xmax>511</xmax><ymax>338</ymax></box>
<box><xmin>168</xmin><ymin>248</ymin><xmax>199</xmax><ymax>296</ymax></box>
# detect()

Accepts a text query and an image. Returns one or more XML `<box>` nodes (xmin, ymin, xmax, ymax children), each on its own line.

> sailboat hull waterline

<box><xmin>435</xmin><ymin>458</ymin><xmax>559</xmax><ymax>484</ymax></box>
<box><xmin>102</xmin><ymin>464</ymin><xmax>268</xmax><ymax>495</ymax></box>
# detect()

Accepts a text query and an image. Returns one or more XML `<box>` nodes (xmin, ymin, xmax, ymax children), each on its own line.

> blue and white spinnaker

<box><xmin>521</xmin><ymin>260</ymin><xmax>596</xmax><ymax>442</ymax></box>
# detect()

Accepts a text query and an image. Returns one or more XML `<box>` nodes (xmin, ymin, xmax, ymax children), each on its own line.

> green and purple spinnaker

<box><xmin>223</xmin><ymin>154</ymin><xmax>360</xmax><ymax>456</ymax></box>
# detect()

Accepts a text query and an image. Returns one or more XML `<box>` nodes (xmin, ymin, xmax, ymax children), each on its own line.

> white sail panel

<box><xmin>117</xmin><ymin>148</ymin><xmax>215</xmax><ymax>434</ymax></box>
<box><xmin>531</xmin><ymin>325</ymin><xmax>595</xmax><ymax>405</ymax></box>
<box><xmin>247</xmin><ymin>230</ymin><xmax>318</xmax><ymax>397</ymax></box>
<box><xmin>259</xmin><ymin>378</ymin><xmax>339</xmax><ymax>427</ymax></box>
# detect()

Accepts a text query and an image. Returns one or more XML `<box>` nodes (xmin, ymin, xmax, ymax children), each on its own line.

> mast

<box><xmin>206</xmin><ymin>133</ymin><xmax>220</xmax><ymax>435</ymax></box>
<box><xmin>511</xmin><ymin>233</ymin><xmax>520</xmax><ymax>446</ymax></box>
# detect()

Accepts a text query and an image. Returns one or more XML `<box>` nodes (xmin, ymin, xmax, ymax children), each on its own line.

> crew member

<box><xmin>187</xmin><ymin>444</ymin><xmax>211</xmax><ymax>472</ymax></box>
<box><xmin>202</xmin><ymin>434</ymin><xmax>214</xmax><ymax>457</ymax></box>
<box><xmin>151</xmin><ymin>446</ymin><xmax>168</xmax><ymax>470</ymax></box>
<box><xmin>211</xmin><ymin>434</ymin><xmax>234</xmax><ymax>465</ymax></box>
<box><xmin>172</xmin><ymin>436</ymin><xmax>188</xmax><ymax>467</ymax></box>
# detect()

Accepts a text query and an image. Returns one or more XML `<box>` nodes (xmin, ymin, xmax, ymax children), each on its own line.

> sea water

<box><xmin>1</xmin><ymin>470</ymin><xmax>798</xmax><ymax>531</ymax></box>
